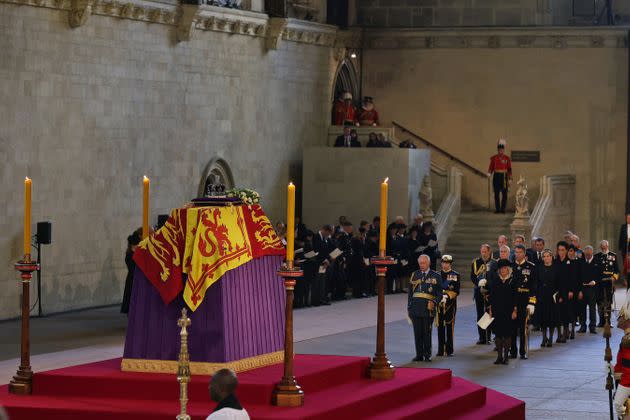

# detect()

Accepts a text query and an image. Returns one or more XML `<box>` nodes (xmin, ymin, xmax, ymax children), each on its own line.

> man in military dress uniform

<box><xmin>510</xmin><ymin>244</ymin><xmax>537</xmax><ymax>359</ymax></box>
<box><xmin>471</xmin><ymin>244</ymin><xmax>494</xmax><ymax>345</ymax></box>
<box><xmin>596</xmin><ymin>240</ymin><xmax>619</xmax><ymax>327</ymax></box>
<box><xmin>437</xmin><ymin>255</ymin><xmax>460</xmax><ymax>357</ymax></box>
<box><xmin>487</xmin><ymin>139</ymin><xmax>512</xmax><ymax>213</ymax></box>
<box><xmin>408</xmin><ymin>254</ymin><xmax>444</xmax><ymax>362</ymax></box>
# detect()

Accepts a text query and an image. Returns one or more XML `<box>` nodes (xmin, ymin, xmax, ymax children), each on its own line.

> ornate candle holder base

<box><xmin>271</xmin><ymin>377</ymin><xmax>304</xmax><ymax>407</ymax></box>
<box><xmin>272</xmin><ymin>266</ymin><xmax>305</xmax><ymax>407</ymax></box>
<box><xmin>9</xmin><ymin>258</ymin><xmax>39</xmax><ymax>395</ymax></box>
<box><xmin>367</xmin><ymin>256</ymin><xmax>396</xmax><ymax>380</ymax></box>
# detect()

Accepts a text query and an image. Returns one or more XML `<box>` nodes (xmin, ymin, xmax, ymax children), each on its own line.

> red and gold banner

<box><xmin>134</xmin><ymin>204</ymin><xmax>285</xmax><ymax>311</ymax></box>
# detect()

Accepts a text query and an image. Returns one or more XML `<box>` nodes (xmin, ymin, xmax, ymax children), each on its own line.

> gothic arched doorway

<box><xmin>332</xmin><ymin>58</ymin><xmax>360</xmax><ymax>103</ymax></box>
<box><xmin>198</xmin><ymin>157</ymin><xmax>235</xmax><ymax>197</ymax></box>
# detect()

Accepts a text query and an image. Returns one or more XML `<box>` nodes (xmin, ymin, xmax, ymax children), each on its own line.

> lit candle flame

<box><xmin>384</xmin><ymin>177</ymin><xmax>389</xmax><ymax>184</ymax></box>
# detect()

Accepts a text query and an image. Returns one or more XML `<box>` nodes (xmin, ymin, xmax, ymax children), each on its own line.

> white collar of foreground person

<box><xmin>206</xmin><ymin>394</ymin><xmax>250</xmax><ymax>420</ymax></box>
<box><xmin>206</xmin><ymin>407</ymin><xmax>250</xmax><ymax>420</ymax></box>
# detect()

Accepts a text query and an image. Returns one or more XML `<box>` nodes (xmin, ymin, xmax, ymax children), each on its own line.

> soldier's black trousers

<box><xmin>511</xmin><ymin>305</ymin><xmax>528</xmax><ymax>357</ymax></box>
<box><xmin>597</xmin><ymin>282</ymin><xmax>613</xmax><ymax>325</ymax></box>
<box><xmin>579</xmin><ymin>286</ymin><xmax>597</xmax><ymax>329</ymax></box>
<box><xmin>311</xmin><ymin>271</ymin><xmax>327</xmax><ymax>305</ymax></box>
<box><xmin>493</xmin><ymin>173</ymin><xmax>508</xmax><ymax>212</ymax></box>
<box><xmin>474</xmin><ymin>292</ymin><xmax>487</xmax><ymax>342</ymax></box>
<box><xmin>411</xmin><ymin>316</ymin><xmax>433</xmax><ymax>359</ymax></box>
<box><xmin>437</xmin><ymin>304</ymin><xmax>456</xmax><ymax>355</ymax></box>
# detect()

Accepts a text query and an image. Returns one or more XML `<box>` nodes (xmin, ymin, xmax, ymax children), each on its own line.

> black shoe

<box><xmin>447</xmin><ymin>353</ymin><xmax>454</xmax><ymax>357</ymax></box>
<box><xmin>476</xmin><ymin>340</ymin><xmax>486</xmax><ymax>345</ymax></box>
<box><xmin>436</xmin><ymin>352</ymin><xmax>444</xmax><ymax>357</ymax></box>
<box><xmin>494</xmin><ymin>210</ymin><xmax>500</xmax><ymax>214</ymax></box>
<box><xmin>546</xmin><ymin>342</ymin><xmax>552</xmax><ymax>347</ymax></box>
<box><xmin>509</xmin><ymin>353</ymin><xmax>517</xmax><ymax>359</ymax></box>
<box><xmin>502</xmin><ymin>358</ymin><xmax>509</xmax><ymax>365</ymax></box>
<box><xmin>577</xmin><ymin>328</ymin><xmax>586</xmax><ymax>333</ymax></box>
<box><xmin>520</xmin><ymin>355</ymin><xmax>528</xmax><ymax>360</ymax></box>
<box><xmin>590</xmin><ymin>329</ymin><xmax>597</xmax><ymax>334</ymax></box>
<box><xmin>597</xmin><ymin>323</ymin><xmax>604</xmax><ymax>328</ymax></box>
<box><xmin>493</xmin><ymin>358</ymin><xmax>503</xmax><ymax>365</ymax></box>
<box><xmin>321</xmin><ymin>301</ymin><xmax>331</xmax><ymax>306</ymax></box>
<box><xmin>424</xmin><ymin>357</ymin><xmax>432</xmax><ymax>362</ymax></box>
<box><xmin>570</xmin><ymin>331</ymin><xmax>575</xmax><ymax>340</ymax></box>
<box><xmin>412</xmin><ymin>356</ymin><xmax>422</xmax><ymax>362</ymax></box>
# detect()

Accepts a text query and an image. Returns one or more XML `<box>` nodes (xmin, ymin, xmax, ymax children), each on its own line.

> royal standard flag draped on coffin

<box><xmin>134</xmin><ymin>204</ymin><xmax>285</xmax><ymax>311</ymax></box>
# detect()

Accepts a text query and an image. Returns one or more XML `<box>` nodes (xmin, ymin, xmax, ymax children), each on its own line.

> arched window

<box><xmin>332</xmin><ymin>58</ymin><xmax>360</xmax><ymax>103</ymax></box>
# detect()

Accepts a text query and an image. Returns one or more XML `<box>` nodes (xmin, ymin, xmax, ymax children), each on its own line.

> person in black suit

<box><xmin>527</xmin><ymin>237</ymin><xmax>545</xmax><ymax>331</ymax></box>
<box><xmin>350</xmin><ymin>227</ymin><xmax>367</xmax><ymax>298</ymax></box>
<box><xmin>619</xmin><ymin>213</ymin><xmax>630</xmax><ymax>279</ymax></box>
<box><xmin>364</xmin><ymin>230</ymin><xmax>380</xmax><ymax>296</ymax></box>
<box><xmin>312</xmin><ymin>225</ymin><xmax>334</xmax><ymax>306</ymax></box>
<box><xmin>578</xmin><ymin>245</ymin><xmax>599</xmax><ymax>333</ymax></box>
<box><xmin>121</xmin><ymin>229</ymin><xmax>142</xmax><ymax>314</ymax></box>
<box><xmin>526</xmin><ymin>237</ymin><xmax>545</xmax><ymax>266</ymax></box>
<box><xmin>334</xmin><ymin>126</ymin><xmax>361</xmax><ymax>147</ymax></box>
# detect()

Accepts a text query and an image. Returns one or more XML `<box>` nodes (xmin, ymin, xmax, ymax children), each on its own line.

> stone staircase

<box><xmin>444</xmin><ymin>210</ymin><xmax>514</xmax><ymax>282</ymax></box>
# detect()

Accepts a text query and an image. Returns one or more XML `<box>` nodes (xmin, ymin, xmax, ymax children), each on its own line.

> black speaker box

<box><xmin>37</xmin><ymin>221</ymin><xmax>52</xmax><ymax>244</ymax></box>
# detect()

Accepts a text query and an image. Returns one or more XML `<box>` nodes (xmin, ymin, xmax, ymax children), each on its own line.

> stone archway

<box><xmin>198</xmin><ymin>157</ymin><xmax>235</xmax><ymax>197</ymax></box>
<box><xmin>332</xmin><ymin>58</ymin><xmax>360</xmax><ymax>103</ymax></box>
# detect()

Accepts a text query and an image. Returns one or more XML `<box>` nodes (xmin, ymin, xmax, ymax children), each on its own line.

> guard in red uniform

<box><xmin>487</xmin><ymin>139</ymin><xmax>512</xmax><ymax>213</ymax></box>
<box><xmin>332</xmin><ymin>92</ymin><xmax>358</xmax><ymax>126</ymax></box>
<box><xmin>613</xmin><ymin>290</ymin><xmax>630</xmax><ymax>417</ymax></box>
<box><xmin>357</xmin><ymin>96</ymin><xmax>380</xmax><ymax>126</ymax></box>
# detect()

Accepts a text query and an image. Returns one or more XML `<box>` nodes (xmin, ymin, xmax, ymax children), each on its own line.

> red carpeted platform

<box><xmin>0</xmin><ymin>355</ymin><xmax>524</xmax><ymax>419</ymax></box>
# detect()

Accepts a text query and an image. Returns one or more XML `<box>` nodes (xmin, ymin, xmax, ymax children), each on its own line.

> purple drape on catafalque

<box><xmin>123</xmin><ymin>255</ymin><xmax>285</xmax><ymax>363</ymax></box>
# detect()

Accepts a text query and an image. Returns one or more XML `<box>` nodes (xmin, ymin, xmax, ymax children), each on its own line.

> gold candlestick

<box><xmin>177</xmin><ymin>308</ymin><xmax>191</xmax><ymax>420</ymax></box>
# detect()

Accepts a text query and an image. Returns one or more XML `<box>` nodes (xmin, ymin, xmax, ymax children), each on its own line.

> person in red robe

<box><xmin>332</xmin><ymin>92</ymin><xmax>358</xmax><ymax>126</ymax></box>
<box><xmin>358</xmin><ymin>96</ymin><xmax>380</xmax><ymax>126</ymax></box>
<box><xmin>613</xmin><ymin>290</ymin><xmax>630</xmax><ymax>417</ymax></box>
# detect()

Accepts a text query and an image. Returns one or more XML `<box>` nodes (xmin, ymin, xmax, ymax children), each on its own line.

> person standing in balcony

<box><xmin>357</xmin><ymin>96</ymin><xmax>380</xmax><ymax>127</ymax></box>
<box><xmin>332</xmin><ymin>91</ymin><xmax>358</xmax><ymax>126</ymax></box>
<box><xmin>487</xmin><ymin>139</ymin><xmax>512</xmax><ymax>213</ymax></box>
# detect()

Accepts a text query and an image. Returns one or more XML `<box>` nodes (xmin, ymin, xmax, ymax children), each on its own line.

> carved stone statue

<box><xmin>419</xmin><ymin>175</ymin><xmax>434</xmax><ymax>221</ymax></box>
<box><xmin>514</xmin><ymin>176</ymin><xmax>529</xmax><ymax>217</ymax></box>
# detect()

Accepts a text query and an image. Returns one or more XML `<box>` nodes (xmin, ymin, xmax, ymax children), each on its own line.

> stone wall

<box><xmin>356</xmin><ymin>0</ymin><xmax>630</xmax><ymax>27</ymax></box>
<box><xmin>302</xmin><ymin>147</ymin><xmax>431</xmax><ymax>228</ymax></box>
<box><xmin>357</xmin><ymin>0</ymin><xmax>552</xmax><ymax>27</ymax></box>
<box><xmin>0</xmin><ymin>3</ymin><xmax>339</xmax><ymax>319</ymax></box>
<box><xmin>362</xmin><ymin>27</ymin><xmax>628</xmax><ymax>247</ymax></box>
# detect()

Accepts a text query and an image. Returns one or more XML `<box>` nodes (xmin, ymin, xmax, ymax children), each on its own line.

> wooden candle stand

<box><xmin>9</xmin><ymin>256</ymin><xmax>39</xmax><ymax>395</ymax></box>
<box><xmin>367</xmin><ymin>255</ymin><xmax>396</xmax><ymax>380</ymax></box>
<box><xmin>272</xmin><ymin>265</ymin><xmax>304</xmax><ymax>407</ymax></box>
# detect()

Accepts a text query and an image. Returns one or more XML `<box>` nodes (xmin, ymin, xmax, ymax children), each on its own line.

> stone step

<box><xmin>443</xmin><ymin>210</ymin><xmax>513</xmax><ymax>288</ymax></box>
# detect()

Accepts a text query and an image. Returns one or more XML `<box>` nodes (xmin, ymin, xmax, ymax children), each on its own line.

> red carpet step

<box><xmin>0</xmin><ymin>355</ymin><xmax>524</xmax><ymax>419</ymax></box>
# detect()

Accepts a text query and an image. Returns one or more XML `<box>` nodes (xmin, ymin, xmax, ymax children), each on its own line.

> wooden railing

<box><xmin>392</xmin><ymin>121</ymin><xmax>487</xmax><ymax>178</ymax></box>
<box><xmin>392</xmin><ymin>121</ymin><xmax>491</xmax><ymax>208</ymax></box>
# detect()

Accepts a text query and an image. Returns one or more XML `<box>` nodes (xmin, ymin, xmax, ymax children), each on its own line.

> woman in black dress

<box><xmin>488</xmin><ymin>259</ymin><xmax>517</xmax><ymax>365</ymax></box>
<box><xmin>554</xmin><ymin>241</ymin><xmax>571</xmax><ymax>343</ymax></box>
<box><xmin>121</xmin><ymin>229</ymin><xmax>141</xmax><ymax>314</ymax></box>
<box><xmin>537</xmin><ymin>250</ymin><xmax>559</xmax><ymax>347</ymax></box>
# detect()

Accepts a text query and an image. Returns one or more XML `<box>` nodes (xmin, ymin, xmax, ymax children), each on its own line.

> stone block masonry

<box><xmin>0</xmin><ymin>3</ymin><xmax>337</xmax><ymax>319</ymax></box>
